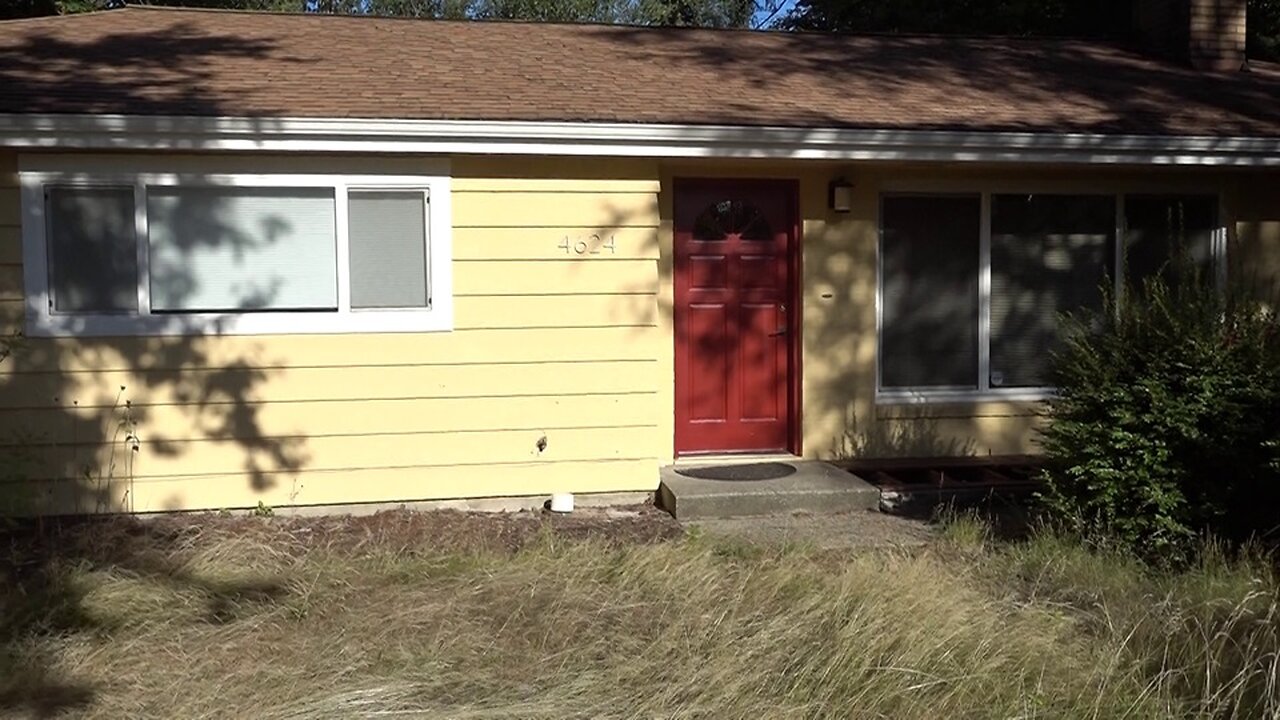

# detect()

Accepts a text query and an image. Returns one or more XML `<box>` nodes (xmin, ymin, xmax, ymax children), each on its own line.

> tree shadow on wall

<box><xmin>0</xmin><ymin>24</ymin><xmax>311</xmax><ymax>716</ymax></box>
<box><xmin>828</xmin><ymin>403</ymin><xmax>979</xmax><ymax>461</ymax></box>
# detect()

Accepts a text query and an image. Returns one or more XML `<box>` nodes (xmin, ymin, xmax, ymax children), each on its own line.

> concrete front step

<box><xmin>657</xmin><ymin>459</ymin><xmax>880</xmax><ymax>520</ymax></box>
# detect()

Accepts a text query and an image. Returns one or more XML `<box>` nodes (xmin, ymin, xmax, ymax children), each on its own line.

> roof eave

<box><xmin>1</xmin><ymin>113</ymin><xmax>1277</xmax><ymax>166</ymax></box>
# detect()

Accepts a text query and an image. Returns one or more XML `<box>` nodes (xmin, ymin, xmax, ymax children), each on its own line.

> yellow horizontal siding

<box><xmin>455</xmin><ymin>294</ymin><xmax>656</xmax><ymax>329</ymax></box>
<box><xmin>0</xmin><ymin>392</ymin><xmax>657</xmax><ymax>444</ymax></box>
<box><xmin>0</xmin><ymin>227</ymin><xmax>20</xmax><ymax>265</ymax></box>
<box><xmin>15</xmin><ymin>425</ymin><xmax>657</xmax><ymax>480</ymax></box>
<box><xmin>451</xmin><ymin>177</ymin><xmax>659</xmax><ymax>193</ymax></box>
<box><xmin>452</xmin><ymin>156</ymin><xmax>658</xmax><ymax>181</ymax></box>
<box><xmin>453</xmin><ymin>227</ymin><xmax>658</xmax><ymax>260</ymax></box>
<box><xmin>9</xmin><ymin>458</ymin><xmax>657</xmax><ymax>514</ymax></box>
<box><xmin>0</xmin><ymin>154</ymin><xmax>671</xmax><ymax>513</ymax></box>
<box><xmin>0</xmin><ymin>298</ymin><xmax>20</xmax><ymax>327</ymax></box>
<box><xmin>455</xmin><ymin>259</ymin><xmax>657</xmax><ymax>296</ymax></box>
<box><xmin>0</xmin><ymin>152</ymin><xmax>18</xmax><ymax>271</ymax></box>
<box><xmin>0</xmin><ymin>187</ymin><xmax>16</xmax><ymax>221</ymax></box>
<box><xmin>0</xmin><ymin>276</ymin><xmax>660</xmax><ymax>327</ymax></box>
<box><xmin>3</xmin><ymin>360</ymin><xmax>656</xmax><ymax>408</ymax></box>
<box><xmin>5</xmin><ymin>326</ymin><xmax>658</xmax><ymax>374</ymax></box>
<box><xmin>453</xmin><ymin>192</ymin><xmax>658</xmax><ymax>228</ymax></box>
<box><xmin>0</xmin><ymin>296</ymin><xmax>659</xmax><ymax>346</ymax></box>
<box><xmin>0</xmin><ymin>158</ymin><xmax>18</xmax><ymax>330</ymax></box>
<box><xmin>1</xmin><ymin>165</ymin><xmax>22</xmax><ymax>270</ymax></box>
<box><xmin>0</xmin><ymin>263</ymin><xmax>20</xmax><ymax>301</ymax></box>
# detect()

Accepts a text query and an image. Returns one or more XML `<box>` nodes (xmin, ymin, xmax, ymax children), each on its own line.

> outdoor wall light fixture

<box><xmin>828</xmin><ymin>177</ymin><xmax>855</xmax><ymax>213</ymax></box>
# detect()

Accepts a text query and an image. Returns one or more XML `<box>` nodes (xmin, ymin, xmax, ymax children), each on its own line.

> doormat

<box><xmin>675</xmin><ymin>462</ymin><xmax>797</xmax><ymax>481</ymax></box>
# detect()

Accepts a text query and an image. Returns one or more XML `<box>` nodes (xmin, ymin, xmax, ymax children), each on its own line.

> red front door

<box><xmin>674</xmin><ymin>179</ymin><xmax>797</xmax><ymax>455</ymax></box>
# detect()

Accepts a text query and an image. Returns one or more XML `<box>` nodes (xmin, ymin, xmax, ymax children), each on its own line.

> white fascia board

<box><xmin>1</xmin><ymin>113</ymin><xmax>1278</xmax><ymax>166</ymax></box>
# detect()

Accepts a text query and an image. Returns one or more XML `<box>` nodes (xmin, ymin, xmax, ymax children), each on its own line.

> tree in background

<box><xmin>1254</xmin><ymin>0</ymin><xmax>1280</xmax><ymax>59</ymax></box>
<box><xmin>782</xmin><ymin>0</ymin><xmax>1280</xmax><ymax>61</ymax></box>
<box><xmin>6</xmin><ymin>0</ymin><xmax>1278</xmax><ymax>58</ymax></box>
<box><xmin>1</xmin><ymin>0</ymin><xmax>764</xmax><ymax>26</ymax></box>
<box><xmin>781</xmin><ymin>0</ymin><xmax>1130</xmax><ymax>37</ymax></box>
<box><xmin>4</xmin><ymin>0</ymin><xmax>104</xmax><ymax>17</ymax></box>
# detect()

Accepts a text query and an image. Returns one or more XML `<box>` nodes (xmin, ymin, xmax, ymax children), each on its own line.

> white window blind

<box><xmin>878</xmin><ymin>190</ymin><xmax>1223</xmax><ymax>400</ymax></box>
<box><xmin>146</xmin><ymin>186</ymin><xmax>338</xmax><ymax>312</ymax></box>
<box><xmin>45</xmin><ymin>186</ymin><xmax>139</xmax><ymax>313</ymax></box>
<box><xmin>1124</xmin><ymin>195</ymin><xmax>1218</xmax><ymax>286</ymax></box>
<box><xmin>880</xmin><ymin>195</ymin><xmax>981</xmax><ymax>389</ymax></box>
<box><xmin>989</xmin><ymin>194</ymin><xmax>1115</xmax><ymax>388</ymax></box>
<box><xmin>347</xmin><ymin>190</ymin><xmax>429</xmax><ymax>309</ymax></box>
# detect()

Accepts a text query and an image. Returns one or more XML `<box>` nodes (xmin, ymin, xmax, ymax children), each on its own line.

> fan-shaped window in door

<box><xmin>693</xmin><ymin>199</ymin><xmax>772</xmax><ymax>241</ymax></box>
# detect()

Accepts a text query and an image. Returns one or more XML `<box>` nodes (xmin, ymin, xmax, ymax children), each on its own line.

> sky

<box><xmin>752</xmin><ymin>0</ymin><xmax>794</xmax><ymax>29</ymax></box>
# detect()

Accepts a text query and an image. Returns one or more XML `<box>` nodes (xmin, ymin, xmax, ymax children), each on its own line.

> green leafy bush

<box><xmin>1038</xmin><ymin>267</ymin><xmax>1280</xmax><ymax>562</ymax></box>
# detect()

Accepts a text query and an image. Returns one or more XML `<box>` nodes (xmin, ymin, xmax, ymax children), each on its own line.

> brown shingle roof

<box><xmin>1</xmin><ymin>6</ymin><xmax>1279</xmax><ymax>137</ymax></box>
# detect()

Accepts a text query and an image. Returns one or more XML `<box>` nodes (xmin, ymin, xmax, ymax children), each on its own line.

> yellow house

<box><xmin>0</xmin><ymin>5</ymin><xmax>1277</xmax><ymax>514</ymax></box>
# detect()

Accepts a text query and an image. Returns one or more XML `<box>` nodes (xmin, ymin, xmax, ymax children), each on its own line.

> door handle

<box><xmin>770</xmin><ymin>304</ymin><xmax>788</xmax><ymax>336</ymax></box>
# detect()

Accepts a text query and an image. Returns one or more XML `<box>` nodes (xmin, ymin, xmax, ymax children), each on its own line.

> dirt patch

<box><xmin>1</xmin><ymin>504</ymin><xmax>684</xmax><ymax>572</ymax></box>
<box><xmin>303</xmin><ymin>504</ymin><xmax>685</xmax><ymax>553</ymax></box>
<box><xmin>687</xmin><ymin>509</ymin><xmax>936</xmax><ymax>550</ymax></box>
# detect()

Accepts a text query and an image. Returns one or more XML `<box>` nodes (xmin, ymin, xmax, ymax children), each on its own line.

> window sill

<box><xmin>24</xmin><ymin>307</ymin><xmax>453</xmax><ymax>337</ymax></box>
<box><xmin>875</xmin><ymin>389</ymin><xmax>1053</xmax><ymax>418</ymax></box>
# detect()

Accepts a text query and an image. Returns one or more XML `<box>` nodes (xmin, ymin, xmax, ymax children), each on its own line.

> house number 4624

<box><xmin>559</xmin><ymin>234</ymin><xmax>616</xmax><ymax>255</ymax></box>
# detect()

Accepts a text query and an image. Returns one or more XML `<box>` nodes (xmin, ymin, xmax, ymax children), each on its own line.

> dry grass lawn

<box><xmin>1</xmin><ymin>507</ymin><xmax>1278</xmax><ymax>719</ymax></box>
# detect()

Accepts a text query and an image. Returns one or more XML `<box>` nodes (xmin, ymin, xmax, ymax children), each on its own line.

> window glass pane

<box><xmin>693</xmin><ymin>199</ymin><xmax>772</xmax><ymax>241</ymax></box>
<box><xmin>146</xmin><ymin>186</ymin><xmax>337</xmax><ymax>312</ymax></box>
<box><xmin>1124</xmin><ymin>195</ymin><xmax>1217</xmax><ymax>286</ymax></box>
<box><xmin>880</xmin><ymin>195</ymin><xmax>981</xmax><ymax>389</ymax></box>
<box><xmin>348</xmin><ymin>191</ymin><xmax>429</xmax><ymax>309</ymax></box>
<box><xmin>45</xmin><ymin>186</ymin><xmax>139</xmax><ymax>313</ymax></box>
<box><xmin>990</xmin><ymin>194</ymin><xmax>1115</xmax><ymax>388</ymax></box>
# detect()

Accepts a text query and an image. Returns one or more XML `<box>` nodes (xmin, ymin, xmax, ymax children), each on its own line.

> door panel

<box><xmin>688</xmin><ymin>255</ymin><xmax>728</xmax><ymax>288</ymax></box>
<box><xmin>687</xmin><ymin>303</ymin><xmax>730</xmax><ymax>422</ymax></box>
<box><xmin>674</xmin><ymin>180</ymin><xmax>797</xmax><ymax>455</ymax></box>
<box><xmin>738</xmin><ymin>303</ymin><xmax>783</xmax><ymax>421</ymax></box>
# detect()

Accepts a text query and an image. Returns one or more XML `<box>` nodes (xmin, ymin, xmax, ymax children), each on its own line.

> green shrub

<box><xmin>1038</xmin><ymin>266</ymin><xmax>1280</xmax><ymax>562</ymax></box>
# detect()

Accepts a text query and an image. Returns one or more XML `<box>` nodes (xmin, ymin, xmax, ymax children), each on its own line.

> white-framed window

<box><xmin>877</xmin><ymin>189</ymin><xmax>1224</xmax><ymax>403</ymax></box>
<box><xmin>19</xmin><ymin>155</ymin><xmax>452</xmax><ymax>337</ymax></box>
